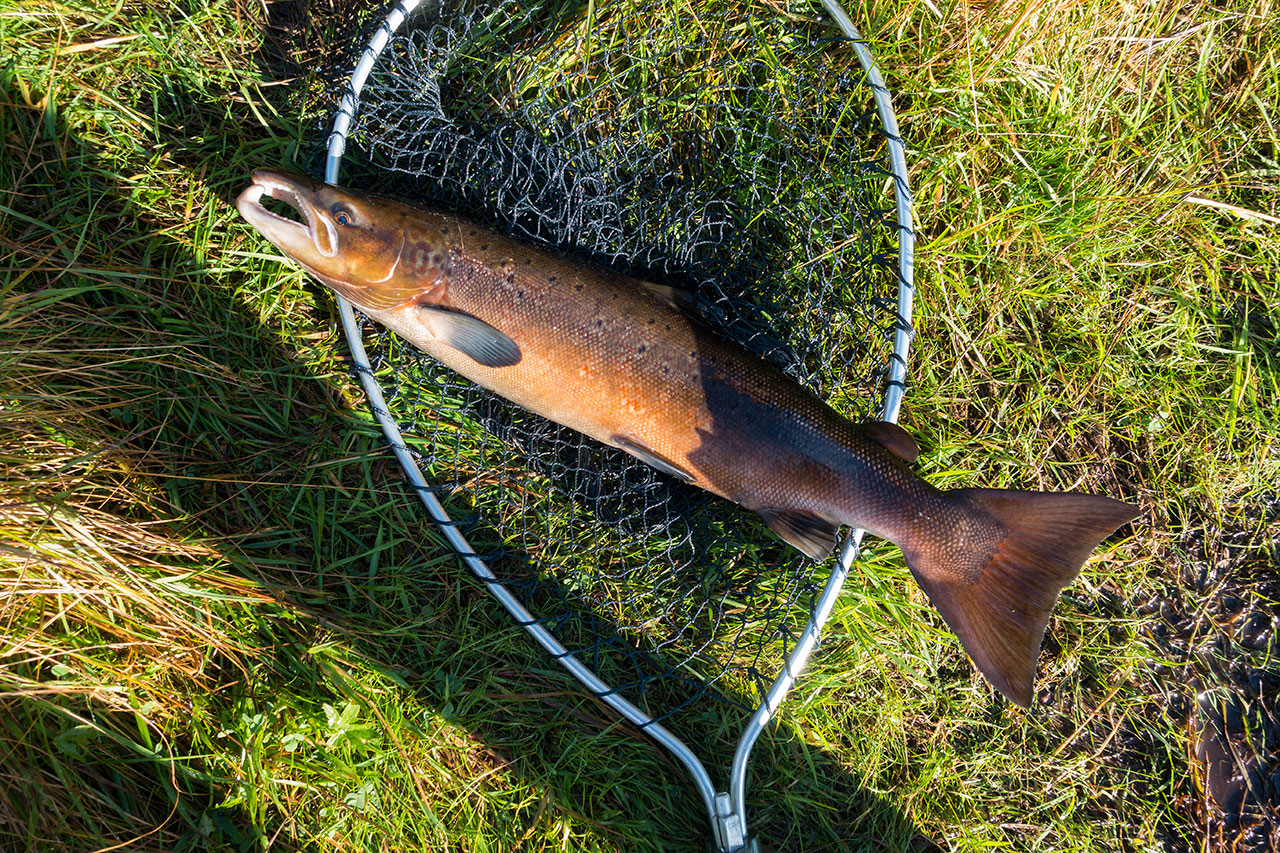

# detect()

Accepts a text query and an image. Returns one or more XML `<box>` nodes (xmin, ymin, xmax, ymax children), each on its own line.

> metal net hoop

<box><xmin>322</xmin><ymin>0</ymin><xmax>913</xmax><ymax>845</ymax></box>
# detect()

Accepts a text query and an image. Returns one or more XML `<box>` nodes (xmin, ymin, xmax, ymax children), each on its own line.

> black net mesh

<box><xmin>330</xmin><ymin>0</ymin><xmax>905</xmax><ymax>728</ymax></box>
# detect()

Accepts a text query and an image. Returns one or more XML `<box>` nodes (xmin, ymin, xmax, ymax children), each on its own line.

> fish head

<box><xmin>237</xmin><ymin>170</ymin><xmax>432</xmax><ymax>309</ymax></box>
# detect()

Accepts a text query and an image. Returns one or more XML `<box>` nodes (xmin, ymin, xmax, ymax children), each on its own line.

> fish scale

<box><xmin>448</xmin><ymin>223</ymin><xmax>919</xmax><ymax>532</ymax></box>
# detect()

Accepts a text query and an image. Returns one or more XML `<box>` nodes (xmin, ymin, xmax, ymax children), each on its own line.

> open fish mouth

<box><xmin>236</xmin><ymin>171</ymin><xmax>337</xmax><ymax>258</ymax></box>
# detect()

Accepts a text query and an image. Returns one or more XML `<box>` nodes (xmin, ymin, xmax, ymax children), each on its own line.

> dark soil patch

<box><xmin>1138</xmin><ymin>492</ymin><xmax>1280</xmax><ymax>851</ymax></box>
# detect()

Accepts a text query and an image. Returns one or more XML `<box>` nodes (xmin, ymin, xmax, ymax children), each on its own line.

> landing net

<box><xmin>330</xmin><ymin>0</ymin><xmax>908</xmax><ymax>731</ymax></box>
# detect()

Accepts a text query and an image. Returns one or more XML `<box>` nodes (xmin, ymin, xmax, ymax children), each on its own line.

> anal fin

<box><xmin>757</xmin><ymin>508</ymin><xmax>842</xmax><ymax>560</ymax></box>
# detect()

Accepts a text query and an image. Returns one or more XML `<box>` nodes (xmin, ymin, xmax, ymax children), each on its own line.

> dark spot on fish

<box><xmin>574</xmin><ymin>284</ymin><xmax>583</xmax><ymax>291</ymax></box>
<box><xmin>662</xmin><ymin>365</ymin><xmax>670</xmax><ymax>375</ymax></box>
<box><xmin>549</xmin><ymin>275</ymin><xmax>557</xmax><ymax>282</ymax></box>
<box><xmin>432</xmin><ymin>254</ymin><xmax>441</xmax><ymax>264</ymax></box>
<box><xmin>648</xmin><ymin>319</ymin><xmax>655</xmax><ymax>325</ymax></box>
<box><xmin>441</xmin><ymin>226</ymin><xmax>449</xmax><ymax>234</ymax></box>
<box><xmin>525</xmin><ymin>258</ymin><xmax>532</xmax><ymax>264</ymax></box>
<box><xmin>637</xmin><ymin>345</ymin><xmax>646</xmax><ymax>354</ymax></box>
<box><xmin>517</xmin><ymin>289</ymin><xmax>524</xmax><ymax>297</ymax></box>
<box><xmin>665</xmin><ymin>324</ymin><xmax>672</xmax><ymax>331</ymax></box>
<box><xmin>480</xmin><ymin>243</ymin><xmax>489</xmax><ymax>250</ymax></box>
<box><xmin>596</xmin><ymin>319</ymin><xmax>603</xmax><ymax>328</ymax></box>
<box><xmin>688</xmin><ymin>351</ymin><xmax>695</xmax><ymax>358</ymax></box>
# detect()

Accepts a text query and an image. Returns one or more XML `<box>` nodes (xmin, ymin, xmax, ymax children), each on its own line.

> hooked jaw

<box><xmin>237</xmin><ymin>170</ymin><xmax>424</xmax><ymax>312</ymax></box>
<box><xmin>236</xmin><ymin>170</ymin><xmax>338</xmax><ymax>262</ymax></box>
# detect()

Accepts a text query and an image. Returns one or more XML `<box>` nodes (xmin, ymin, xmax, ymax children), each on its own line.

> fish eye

<box><xmin>331</xmin><ymin>204</ymin><xmax>354</xmax><ymax>226</ymax></box>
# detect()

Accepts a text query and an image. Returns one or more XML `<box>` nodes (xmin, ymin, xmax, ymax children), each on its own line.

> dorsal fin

<box><xmin>861</xmin><ymin>421</ymin><xmax>920</xmax><ymax>462</ymax></box>
<box><xmin>639</xmin><ymin>280</ymin><xmax>702</xmax><ymax>318</ymax></box>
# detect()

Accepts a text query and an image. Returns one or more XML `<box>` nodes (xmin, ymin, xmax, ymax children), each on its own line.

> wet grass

<box><xmin>2</xmin><ymin>0</ymin><xmax>1278</xmax><ymax>851</ymax></box>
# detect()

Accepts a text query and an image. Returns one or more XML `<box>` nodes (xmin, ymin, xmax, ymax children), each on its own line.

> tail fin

<box><xmin>902</xmin><ymin>489</ymin><xmax>1138</xmax><ymax>707</ymax></box>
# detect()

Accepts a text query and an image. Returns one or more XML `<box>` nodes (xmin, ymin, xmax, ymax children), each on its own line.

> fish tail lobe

<box><xmin>902</xmin><ymin>488</ymin><xmax>1138</xmax><ymax>708</ymax></box>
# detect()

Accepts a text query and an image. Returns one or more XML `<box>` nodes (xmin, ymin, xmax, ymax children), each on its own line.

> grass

<box><xmin>2</xmin><ymin>0</ymin><xmax>1277</xmax><ymax>851</ymax></box>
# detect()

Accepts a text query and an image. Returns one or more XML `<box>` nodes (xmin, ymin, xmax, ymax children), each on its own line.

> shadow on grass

<box><xmin>0</xmin><ymin>4</ymin><xmax>934</xmax><ymax>850</ymax></box>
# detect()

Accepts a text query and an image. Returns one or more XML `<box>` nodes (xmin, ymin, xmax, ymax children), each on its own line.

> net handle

<box><xmin>322</xmin><ymin>2</ymin><xmax>916</xmax><ymax>850</ymax></box>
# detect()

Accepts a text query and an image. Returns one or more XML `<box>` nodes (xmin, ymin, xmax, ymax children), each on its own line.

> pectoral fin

<box><xmin>757</xmin><ymin>508</ymin><xmax>842</xmax><ymax>560</ymax></box>
<box><xmin>419</xmin><ymin>306</ymin><xmax>521</xmax><ymax>368</ymax></box>
<box><xmin>612</xmin><ymin>435</ymin><xmax>695</xmax><ymax>483</ymax></box>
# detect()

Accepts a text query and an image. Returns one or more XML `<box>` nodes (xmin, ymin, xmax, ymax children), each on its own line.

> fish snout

<box><xmin>237</xmin><ymin>171</ymin><xmax>337</xmax><ymax>259</ymax></box>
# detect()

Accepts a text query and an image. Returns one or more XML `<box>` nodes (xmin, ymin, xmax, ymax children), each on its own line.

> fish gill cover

<box><xmin>326</xmin><ymin>0</ymin><xmax>905</xmax><ymax>729</ymax></box>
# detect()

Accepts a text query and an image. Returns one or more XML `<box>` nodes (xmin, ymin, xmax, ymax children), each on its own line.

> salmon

<box><xmin>237</xmin><ymin>169</ymin><xmax>1139</xmax><ymax>707</ymax></box>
